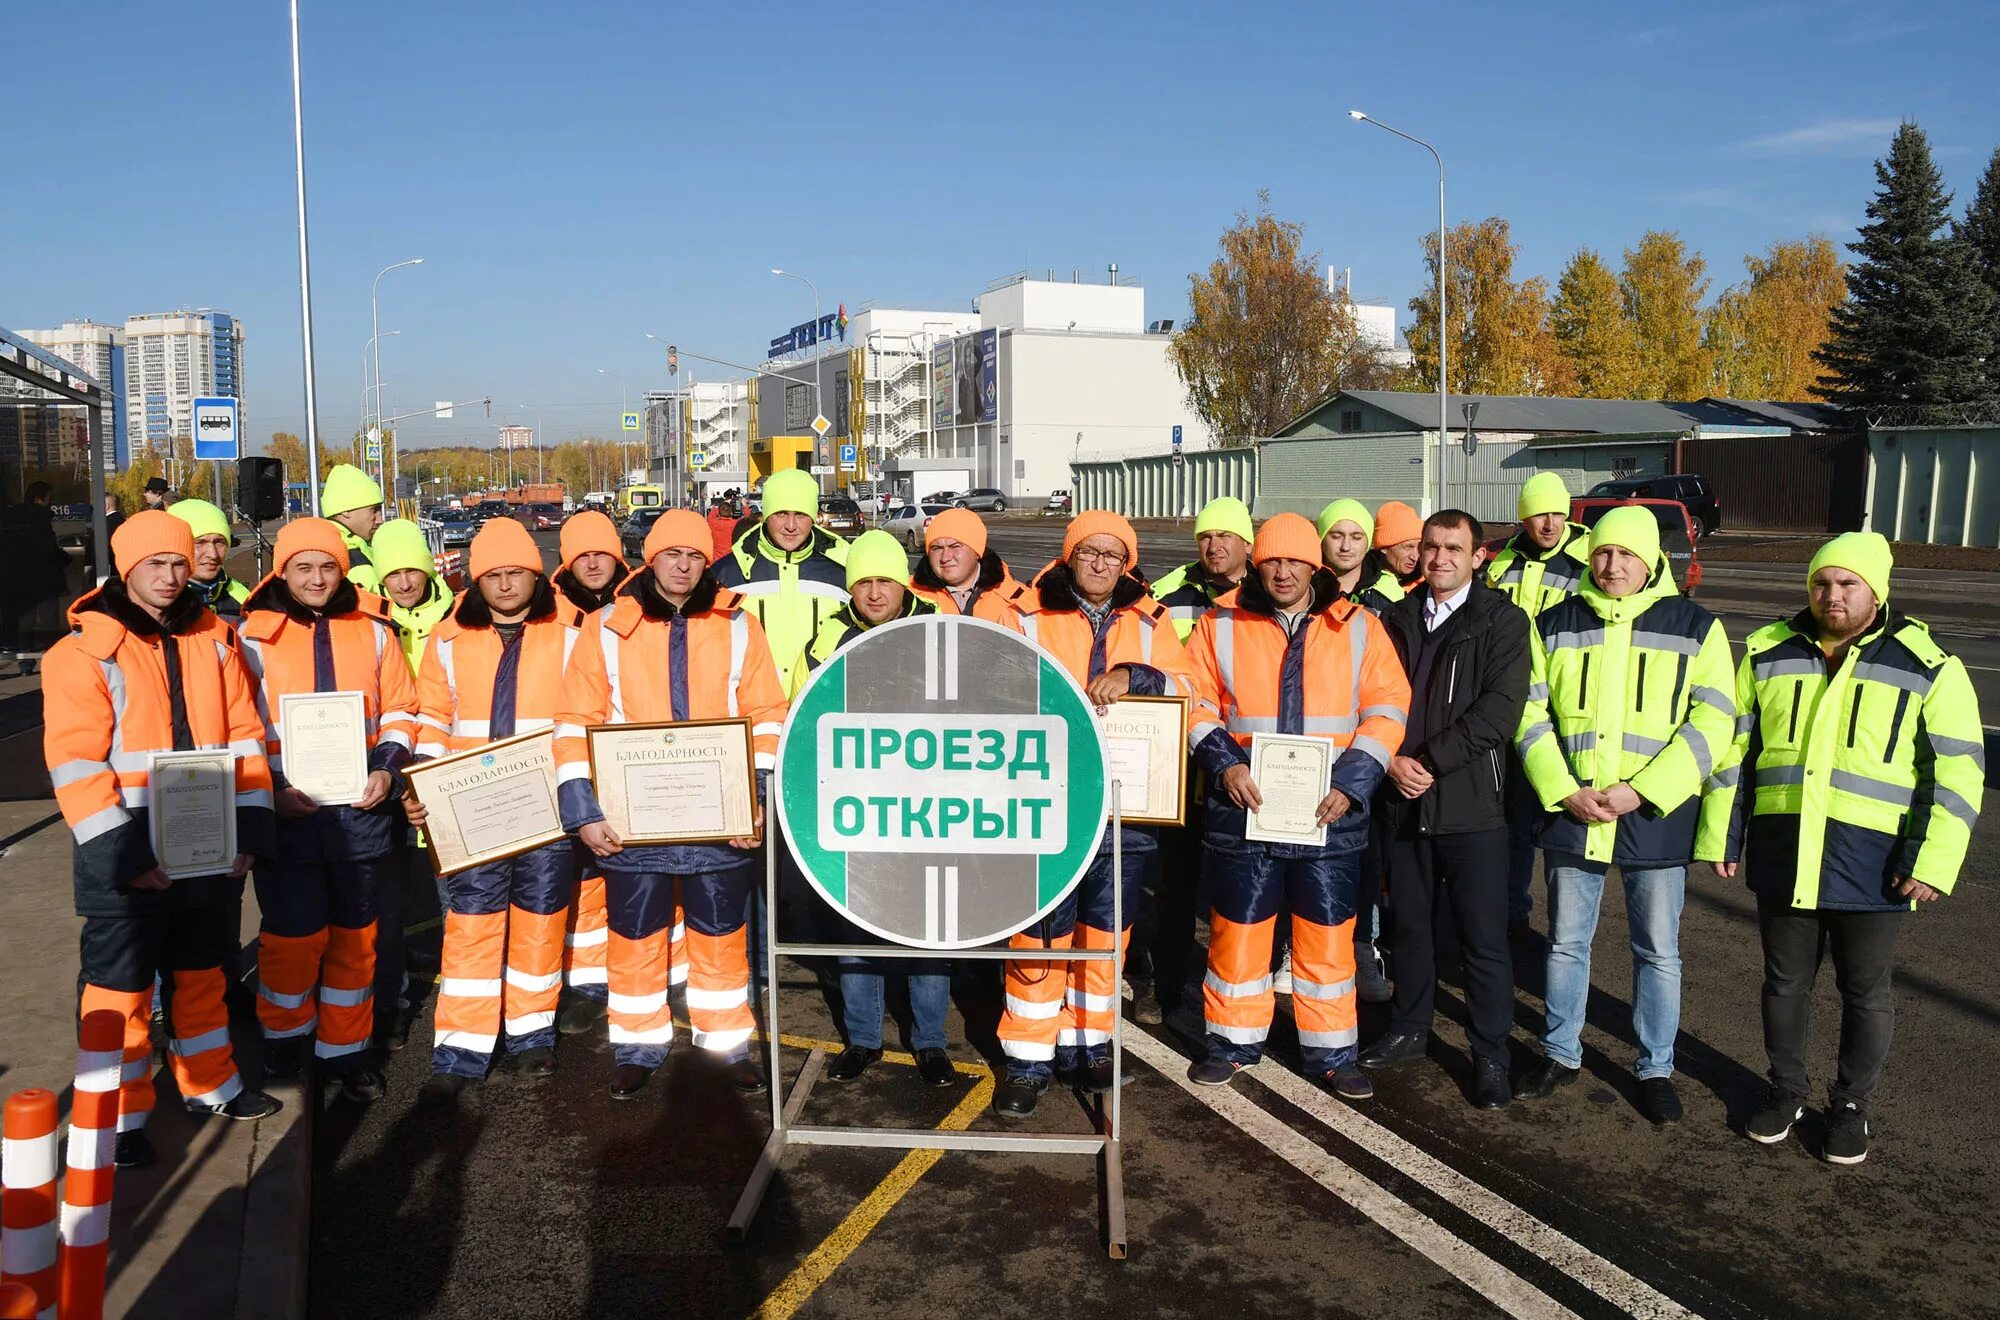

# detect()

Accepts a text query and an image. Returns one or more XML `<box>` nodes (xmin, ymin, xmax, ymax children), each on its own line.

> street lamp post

<box><xmin>289</xmin><ymin>0</ymin><xmax>324</xmax><ymax>511</ymax></box>
<box><xmin>771</xmin><ymin>268</ymin><xmax>827</xmax><ymax>457</ymax></box>
<box><xmin>370</xmin><ymin>256</ymin><xmax>423</xmax><ymax>500</ymax></box>
<box><xmin>1349</xmin><ymin>110</ymin><xmax>1446</xmax><ymax>515</ymax></box>
<box><xmin>363</xmin><ymin>330</ymin><xmax>399</xmax><ymax>451</ymax></box>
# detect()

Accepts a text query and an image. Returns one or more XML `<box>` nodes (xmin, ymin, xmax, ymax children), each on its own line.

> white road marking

<box><xmin>1120</xmin><ymin>1024</ymin><xmax>1579</xmax><ymax>1319</ymax></box>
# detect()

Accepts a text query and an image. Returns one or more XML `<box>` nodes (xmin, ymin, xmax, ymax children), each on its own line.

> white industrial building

<box><xmin>748</xmin><ymin>271</ymin><xmax>1210</xmax><ymax>505</ymax></box>
<box><xmin>648</xmin><ymin>380</ymin><xmax>753</xmax><ymax>498</ymax></box>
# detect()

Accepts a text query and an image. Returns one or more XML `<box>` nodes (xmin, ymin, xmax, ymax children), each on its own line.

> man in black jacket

<box><xmin>1360</xmin><ymin>510</ymin><xmax>1530</xmax><ymax>1109</ymax></box>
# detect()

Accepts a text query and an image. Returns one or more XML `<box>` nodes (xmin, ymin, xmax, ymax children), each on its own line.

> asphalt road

<box><xmin>304</xmin><ymin>519</ymin><xmax>2000</xmax><ymax>1319</ymax></box>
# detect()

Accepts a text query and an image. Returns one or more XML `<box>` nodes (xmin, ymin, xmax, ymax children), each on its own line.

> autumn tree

<box><xmin>1170</xmin><ymin>192</ymin><xmax>1382</xmax><ymax>442</ymax></box>
<box><xmin>1551</xmin><ymin>249</ymin><xmax>1642</xmax><ymax>398</ymax></box>
<box><xmin>1620</xmin><ymin>232</ymin><xmax>1709</xmax><ymax>398</ymax></box>
<box><xmin>1815</xmin><ymin>123</ymin><xmax>1996</xmax><ymax>412</ymax></box>
<box><xmin>1702</xmin><ymin>237</ymin><xmax>1846</xmax><ymax>398</ymax></box>
<box><xmin>1407</xmin><ymin>216</ymin><xmax>1565</xmax><ymax>397</ymax></box>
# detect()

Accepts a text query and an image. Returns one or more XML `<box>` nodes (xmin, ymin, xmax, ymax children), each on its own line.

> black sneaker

<box><xmin>1326</xmin><ymin>1066</ymin><xmax>1374</xmax><ymax>1102</ymax></box>
<box><xmin>190</xmin><ymin>1090</ymin><xmax>283</xmax><ymax>1121</ymax></box>
<box><xmin>1823</xmin><ymin>1101</ymin><xmax>1870</xmax><ymax>1165</ymax></box>
<box><xmin>1746</xmin><ymin>1088</ymin><xmax>1805</xmax><ymax>1145</ymax></box>
<box><xmin>114</xmin><ymin>1130</ymin><xmax>156</xmax><ymax>1169</ymax></box>
<box><xmin>1186</xmin><ymin>1057</ymin><xmax>1240</xmax><ymax>1087</ymax></box>
<box><xmin>339</xmin><ymin>1066</ymin><xmax>387</xmax><ymax>1104</ymax></box>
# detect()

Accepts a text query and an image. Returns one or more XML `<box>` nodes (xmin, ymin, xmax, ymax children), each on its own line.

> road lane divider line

<box><xmin>1222</xmin><ymin>1044</ymin><xmax>1700</xmax><ymax>1319</ymax></box>
<box><xmin>1118</xmin><ymin>1026</ymin><xmax>1577</xmax><ymax>1320</ymax></box>
<box><xmin>749</xmin><ymin>1073</ymin><xmax>996</xmax><ymax>1320</ymax></box>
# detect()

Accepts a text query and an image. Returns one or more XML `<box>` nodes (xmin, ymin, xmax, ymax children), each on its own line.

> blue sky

<box><xmin>7</xmin><ymin>0</ymin><xmax>1997</xmax><ymax>450</ymax></box>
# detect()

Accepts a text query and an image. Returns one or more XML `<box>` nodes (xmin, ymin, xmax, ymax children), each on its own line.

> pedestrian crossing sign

<box><xmin>621</xmin><ymin>412</ymin><xmax>641</xmax><ymax>432</ymax></box>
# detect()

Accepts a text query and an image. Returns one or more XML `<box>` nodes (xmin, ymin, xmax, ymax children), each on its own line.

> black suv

<box><xmin>1585</xmin><ymin>473</ymin><xmax>1720</xmax><ymax>536</ymax></box>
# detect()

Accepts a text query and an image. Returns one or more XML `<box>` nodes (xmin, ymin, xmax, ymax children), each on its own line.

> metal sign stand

<box><xmin>728</xmin><ymin>796</ymin><xmax>1129</xmax><ymax>1259</ymax></box>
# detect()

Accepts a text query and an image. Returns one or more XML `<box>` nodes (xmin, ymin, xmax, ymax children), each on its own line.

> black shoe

<box><xmin>827</xmin><ymin>1046</ymin><xmax>882</xmax><ymax>1082</ymax></box>
<box><xmin>1640</xmin><ymin>1077</ymin><xmax>1682</xmax><ymax>1126</ymax></box>
<box><xmin>1078</xmin><ymin>1054</ymin><xmax>1115</xmax><ymax>1094</ymax></box>
<box><xmin>994</xmin><ymin>1075</ymin><xmax>1047</xmax><ymax>1118</ymax></box>
<box><xmin>1326</xmin><ymin>1066</ymin><xmax>1374</xmax><ymax>1102</ymax></box>
<box><xmin>263</xmin><ymin>1038</ymin><xmax>309</xmax><ymax>1080</ymax></box>
<box><xmin>191</xmin><ymin>1089</ymin><xmax>283</xmax><ymax>1121</ymax></box>
<box><xmin>1130</xmin><ymin>981</ymin><xmax>1164</xmax><ymax>1026</ymax></box>
<box><xmin>1823</xmin><ymin>1100</ymin><xmax>1870</xmax><ymax>1165</ymax></box>
<box><xmin>1358</xmin><ymin>1031</ymin><xmax>1428</xmax><ymax>1070</ymax></box>
<box><xmin>420</xmin><ymin>1074</ymin><xmax>471</xmax><ymax>1107</ymax></box>
<box><xmin>731</xmin><ymin>1059</ymin><xmax>769</xmax><ymax>1096</ymax></box>
<box><xmin>384</xmin><ymin>1010</ymin><xmax>414</xmax><ymax>1053</ymax></box>
<box><xmin>1473</xmin><ymin>1059</ymin><xmax>1512</xmax><ymax>1110</ymax></box>
<box><xmin>114</xmin><ymin>1130</ymin><xmax>156</xmax><ymax>1169</ymax></box>
<box><xmin>339</xmin><ymin>1066</ymin><xmax>387</xmax><ymax>1104</ymax></box>
<box><xmin>1513</xmin><ymin>1056</ymin><xmax>1581</xmax><ymax>1100</ymax></box>
<box><xmin>1187</xmin><ymin>1057</ymin><xmax>1240</xmax><ymax>1087</ymax></box>
<box><xmin>610</xmin><ymin>1064</ymin><xmax>654</xmax><ymax>1100</ymax></box>
<box><xmin>914</xmin><ymin>1048</ymin><xmax>958</xmax><ymax>1088</ymax></box>
<box><xmin>557</xmin><ymin>993</ymin><xmax>606</xmax><ymax>1036</ymax></box>
<box><xmin>1746</xmin><ymin>1087</ymin><xmax>1805</xmax><ymax>1145</ymax></box>
<box><xmin>514</xmin><ymin>1046</ymin><xmax>557</xmax><ymax>1078</ymax></box>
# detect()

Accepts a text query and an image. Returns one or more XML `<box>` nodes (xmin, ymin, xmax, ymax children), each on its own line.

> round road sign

<box><xmin>776</xmin><ymin>614</ymin><xmax>1108</xmax><ymax>950</ymax></box>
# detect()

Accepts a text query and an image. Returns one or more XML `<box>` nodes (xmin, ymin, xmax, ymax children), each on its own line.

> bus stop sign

<box><xmin>776</xmin><ymin>615</ymin><xmax>1108</xmax><ymax>950</ymax></box>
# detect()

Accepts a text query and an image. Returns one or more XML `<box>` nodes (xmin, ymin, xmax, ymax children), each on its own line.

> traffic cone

<box><xmin>57</xmin><ymin>1010</ymin><xmax>122</xmax><ymax>1320</ymax></box>
<box><xmin>0</xmin><ymin>1089</ymin><xmax>59</xmax><ymax>1319</ymax></box>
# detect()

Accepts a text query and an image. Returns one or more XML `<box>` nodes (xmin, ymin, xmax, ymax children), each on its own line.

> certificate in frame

<box><xmin>1243</xmin><ymin>732</ymin><xmax>1333</xmax><ymax>847</ymax></box>
<box><xmin>405</xmin><ymin>730</ymin><xmax>567</xmax><ymax>877</ymax></box>
<box><xmin>277</xmin><ymin>690</ymin><xmax>370</xmax><ymax>807</ymax></box>
<box><xmin>1098</xmin><ymin>695</ymin><xmax>1187</xmax><ymax>827</ymax></box>
<box><xmin>587</xmin><ymin>718</ymin><xmax>758</xmax><ymax>846</ymax></box>
<box><xmin>148</xmin><ymin>749</ymin><xmax>237</xmax><ymax>880</ymax></box>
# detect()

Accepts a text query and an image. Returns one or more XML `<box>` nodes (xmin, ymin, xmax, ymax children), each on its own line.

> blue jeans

<box><xmin>1542</xmin><ymin>855</ymin><xmax>1686</xmax><ymax>1079</ymax></box>
<box><xmin>840</xmin><ymin>965</ymin><xmax>950</xmax><ymax>1051</ymax></box>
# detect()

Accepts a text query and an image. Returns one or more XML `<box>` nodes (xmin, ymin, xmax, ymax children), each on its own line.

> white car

<box><xmin>881</xmin><ymin>502</ymin><xmax>950</xmax><ymax>551</ymax></box>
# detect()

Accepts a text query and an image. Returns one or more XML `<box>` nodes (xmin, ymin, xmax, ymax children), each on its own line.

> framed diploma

<box><xmin>587</xmin><ymin>718</ymin><xmax>757</xmax><ymax>846</ymax></box>
<box><xmin>1098</xmin><ymin>695</ymin><xmax>1187</xmax><ymax>826</ymax></box>
<box><xmin>405</xmin><ymin>731</ymin><xmax>567</xmax><ymax>877</ymax></box>
<box><xmin>278</xmin><ymin>690</ymin><xmax>370</xmax><ymax>807</ymax></box>
<box><xmin>1244</xmin><ymin>732</ymin><xmax>1333</xmax><ymax>847</ymax></box>
<box><xmin>148</xmin><ymin>750</ymin><xmax>237</xmax><ymax>880</ymax></box>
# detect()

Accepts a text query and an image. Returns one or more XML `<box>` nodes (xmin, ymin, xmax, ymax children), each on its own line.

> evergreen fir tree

<box><xmin>1956</xmin><ymin>146</ymin><xmax>2000</xmax><ymax>395</ymax></box>
<box><xmin>1813</xmin><ymin>123</ymin><xmax>1994</xmax><ymax>413</ymax></box>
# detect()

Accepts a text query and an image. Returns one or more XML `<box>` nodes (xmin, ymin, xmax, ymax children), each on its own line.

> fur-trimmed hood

<box><xmin>623</xmin><ymin>567</ymin><xmax>722</xmax><ymax>620</ymax></box>
<box><xmin>454</xmin><ymin>574</ymin><xmax>558</xmax><ymax>628</ymax></box>
<box><xmin>912</xmin><ymin>546</ymin><xmax>1012</xmax><ymax>595</ymax></box>
<box><xmin>67</xmin><ymin>578</ymin><xmax>207</xmax><ymax>638</ymax></box>
<box><xmin>242</xmin><ymin>573</ymin><xmax>362</xmax><ymax>622</ymax></box>
<box><xmin>1234</xmin><ymin>566</ymin><xmax>1342</xmax><ymax>619</ymax></box>
<box><xmin>1030</xmin><ymin>559</ymin><xmax>1151</xmax><ymax>614</ymax></box>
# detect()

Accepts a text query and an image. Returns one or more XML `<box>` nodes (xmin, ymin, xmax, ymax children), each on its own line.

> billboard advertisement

<box><xmin>931</xmin><ymin>339</ymin><xmax>956</xmax><ymax>430</ymax></box>
<box><xmin>953</xmin><ymin>330</ymin><xmax>997</xmax><ymax>424</ymax></box>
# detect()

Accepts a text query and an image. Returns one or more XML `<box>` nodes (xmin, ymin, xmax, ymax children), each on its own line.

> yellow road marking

<box><xmin>749</xmin><ymin>1072</ymin><xmax>996</xmax><ymax>1320</ymax></box>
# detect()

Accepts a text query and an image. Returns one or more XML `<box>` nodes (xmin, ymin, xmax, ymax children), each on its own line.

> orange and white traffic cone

<box><xmin>57</xmin><ymin>1010</ymin><xmax>122</xmax><ymax>1320</ymax></box>
<box><xmin>1</xmin><ymin>1088</ymin><xmax>59</xmax><ymax>1320</ymax></box>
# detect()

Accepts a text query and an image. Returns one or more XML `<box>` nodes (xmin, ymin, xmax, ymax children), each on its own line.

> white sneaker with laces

<box><xmin>1271</xmin><ymin>947</ymin><xmax>1294</xmax><ymax>996</ymax></box>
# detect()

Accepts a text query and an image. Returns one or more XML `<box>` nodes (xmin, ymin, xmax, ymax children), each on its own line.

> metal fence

<box><xmin>1867</xmin><ymin>425</ymin><xmax>2000</xmax><ymax>546</ymax></box>
<box><xmin>1071</xmin><ymin>447</ymin><xmax>1257</xmax><ymax>518</ymax></box>
<box><xmin>1677</xmin><ymin>431</ymin><xmax>1866</xmax><ymax>533</ymax></box>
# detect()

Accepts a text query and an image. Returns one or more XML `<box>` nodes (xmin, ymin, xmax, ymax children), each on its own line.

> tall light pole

<box><xmin>370</xmin><ymin>256</ymin><xmax>423</xmax><ymax>498</ymax></box>
<box><xmin>364</xmin><ymin>330</ymin><xmax>399</xmax><ymax>440</ymax></box>
<box><xmin>289</xmin><ymin>0</ymin><xmax>324</xmax><ymax>511</ymax></box>
<box><xmin>771</xmin><ymin>268</ymin><xmax>826</xmax><ymax>456</ymax></box>
<box><xmin>1350</xmin><ymin>110</ymin><xmax>1446</xmax><ymax>514</ymax></box>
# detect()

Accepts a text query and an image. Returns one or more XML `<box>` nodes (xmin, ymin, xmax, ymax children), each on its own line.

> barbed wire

<box><xmin>1865</xmin><ymin>400</ymin><xmax>2000</xmax><ymax>428</ymax></box>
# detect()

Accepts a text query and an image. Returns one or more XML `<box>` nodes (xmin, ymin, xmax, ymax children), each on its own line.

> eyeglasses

<box><xmin>1071</xmin><ymin>547</ymin><xmax>1128</xmax><ymax>568</ymax></box>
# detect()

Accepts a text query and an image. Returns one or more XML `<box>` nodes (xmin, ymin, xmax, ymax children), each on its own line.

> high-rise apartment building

<box><xmin>497</xmin><ymin>424</ymin><xmax>534</xmax><ymax>450</ymax></box>
<box><xmin>12</xmin><ymin>319</ymin><xmax>129</xmax><ymax>470</ymax></box>
<box><xmin>122</xmin><ymin>310</ymin><xmax>244</xmax><ymax>453</ymax></box>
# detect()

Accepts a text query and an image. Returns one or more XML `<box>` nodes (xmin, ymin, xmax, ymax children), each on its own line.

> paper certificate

<box><xmin>149</xmin><ymin>750</ymin><xmax>236</xmax><ymax>880</ymax></box>
<box><xmin>588</xmin><ymin>719</ymin><xmax>757</xmax><ymax>845</ymax></box>
<box><xmin>278</xmin><ymin>690</ymin><xmax>370</xmax><ymax>807</ymax></box>
<box><xmin>405</xmin><ymin>731</ymin><xmax>566</xmax><ymax>877</ymax></box>
<box><xmin>1244</xmin><ymin>733</ymin><xmax>1333</xmax><ymax>847</ymax></box>
<box><xmin>1098</xmin><ymin>696</ymin><xmax>1188</xmax><ymax>826</ymax></box>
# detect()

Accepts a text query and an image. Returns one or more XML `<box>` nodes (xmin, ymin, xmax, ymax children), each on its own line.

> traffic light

<box><xmin>667</xmin><ymin>346</ymin><xmax>678</xmax><ymax>376</ymax></box>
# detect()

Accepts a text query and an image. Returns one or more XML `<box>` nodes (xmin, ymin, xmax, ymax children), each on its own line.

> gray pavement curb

<box><xmin>233</xmin><ymin>1077</ymin><xmax>311</xmax><ymax>1319</ymax></box>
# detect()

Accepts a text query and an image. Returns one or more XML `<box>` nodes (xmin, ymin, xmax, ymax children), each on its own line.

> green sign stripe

<box><xmin>1035</xmin><ymin>654</ymin><xmax>1107</xmax><ymax>906</ymax></box>
<box><xmin>784</xmin><ymin>651</ymin><xmax>847</xmax><ymax>904</ymax></box>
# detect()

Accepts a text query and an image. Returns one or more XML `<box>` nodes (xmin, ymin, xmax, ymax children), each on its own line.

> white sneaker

<box><xmin>1272</xmin><ymin>947</ymin><xmax>1293</xmax><ymax>996</ymax></box>
<box><xmin>1355</xmin><ymin>942</ymin><xmax>1392</xmax><ymax>1003</ymax></box>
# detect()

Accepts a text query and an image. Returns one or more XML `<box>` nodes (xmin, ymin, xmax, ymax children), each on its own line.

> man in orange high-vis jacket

<box><xmin>42</xmin><ymin>512</ymin><xmax>283</xmax><ymax>1169</ymax></box>
<box><xmin>556</xmin><ymin>509</ymin><xmax>789</xmax><ymax>1100</ymax></box>
<box><xmin>1179</xmin><ymin>513</ymin><xmax>1411</xmax><ymax>1100</ymax></box>
<box><xmin>238</xmin><ymin>518</ymin><xmax>419</xmax><ymax>1103</ymax></box>
<box><xmin>406</xmin><ymin>520</ymin><xmax>586</xmax><ymax>1104</ymax></box>
<box><xmin>994</xmin><ymin>511</ymin><xmax>1196</xmax><ymax>1119</ymax></box>
<box><xmin>909</xmin><ymin>507</ymin><xmax>1029</xmax><ymax>628</ymax></box>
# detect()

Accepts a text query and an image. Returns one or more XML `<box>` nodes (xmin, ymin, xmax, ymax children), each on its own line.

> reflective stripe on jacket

<box><xmin>712</xmin><ymin>524</ymin><xmax>849</xmax><ymax>680</ymax></box>
<box><xmin>1151</xmin><ymin>561</ymin><xmax>1240</xmax><ymax>641</ymax></box>
<box><xmin>789</xmin><ymin>595</ymin><xmax>937</xmax><ymax>699</ymax></box>
<box><xmin>1015</xmin><ymin>574</ymin><xmax>1194</xmax><ymax>700</ymax></box>
<box><xmin>1517</xmin><ymin>563</ymin><xmax>1735</xmax><ymax>868</ymax></box>
<box><xmin>43</xmin><ymin>586</ymin><xmax>276</xmax><ymax>914</ymax></box>
<box><xmin>1485</xmin><ymin>523</ymin><xmax>1590</xmax><ymax>621</ymax></box>
<box><xmin>417</xmin><ymin>597</ymin><xmax>585</xmax><ymax>757</ymax></box>
<box><xmin>1184</xmin><ymin>572</ymin><xmax>1410</xmax><ymax>854</ymax></box>
<box><xmin>339</xmin><ymin>525</ymin><xmax>383</xmax><ymax>596</ymax></box>
<box><xmin>1711</xmin><ymin>610</ymin><xmax>1983</xmax><ymax>909</ymax></box>
<box><xmin>389</xmin><ymin>579</ymin><xmax>456</xmax><ymax>675</ymax></box>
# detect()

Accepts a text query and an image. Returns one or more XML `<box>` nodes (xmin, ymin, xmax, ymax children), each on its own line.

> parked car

<box><xmin>1043</xmin><ymin>488</ymin><xmax>1072</xmax><ymax>515</ymax></box>
<box><xmin>922</xmin><ymin>490</ymin><xmax>960</xmax><ymax>506</ymax></box>
<box><xmin>817</xmin><ymin>496</ymin><xmax>865</xmax><ymax>536</ymax></box>
<box><xmin>620</xmin><ymin>507</ymin><xmax>664</xmax><ymax>561</ymax></box>
<box><xmin>882</xmin><ymin>502</ymin><xmax>950</xmax><ymax>551</ymax></box>
<box><xmin>1584</xmin><ymin>473</ymin><xmax>1720</xmax><ymax>537</ymax></box>
<box><xmin>525</xmin><ymin>501</ymin><xmax>562</xmax><ymax>530</ymax></box>
<box><xmin>435</xmin><ymin>507</ymin><xmax>479</xmax><ymax>548</ymax></box>
<box><xmin>955</xmin><ymin>488</ymin><xmax>1008</xmax><ymax>513</ymax></box>
<box><xmin>1569</xmin><ymin>497</ymin><xmax>1703</xmax><ymax>596</ymax></box>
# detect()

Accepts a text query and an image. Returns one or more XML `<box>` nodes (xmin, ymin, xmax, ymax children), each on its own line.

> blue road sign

<box><xmin>192</xmin><ymin>396</ymin><xmax>239</xmax><ymax>461</ymax></box>
<box><xmin>1172</xmin><ymin>424</ymin><xmax>1183</xmax><ymax>449</ymax></box>
<box><xmin>839</xmin><ymin>443</ymin><xmax>858</xmax><ymax>466</ymax></box>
